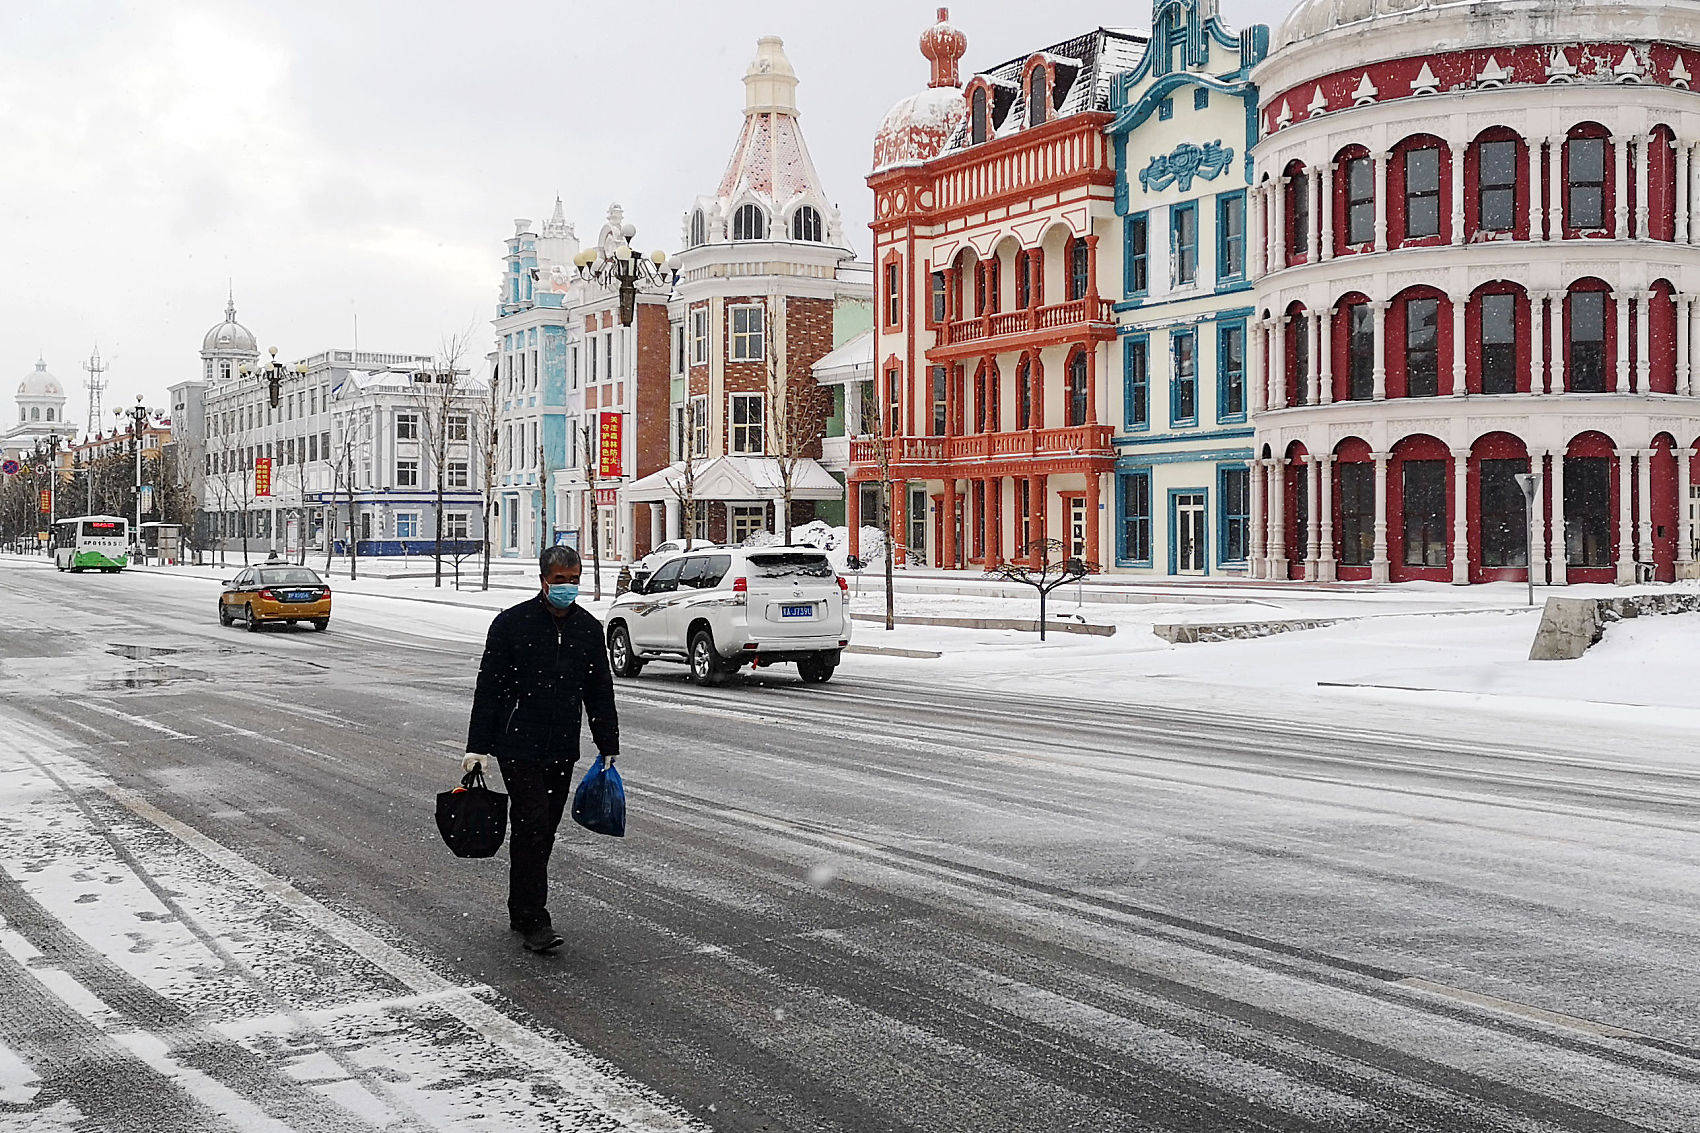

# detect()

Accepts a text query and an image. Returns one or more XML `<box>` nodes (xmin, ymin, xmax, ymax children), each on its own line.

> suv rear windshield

<box><xmin>747</xmin><ymin>552</ymin><xmax>834</xmax><ymax>579</ymax></box>
<box><xmin>258</xmin><ymin>568</ymin><xmax>323</xmax><ymax>587</ymax></box>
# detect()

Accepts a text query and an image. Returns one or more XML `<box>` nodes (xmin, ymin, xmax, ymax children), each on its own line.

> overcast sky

<box><xmin>1</xmin><ymin>0</ymin><xmax>1279</xmax><ymax>429</ymax></box>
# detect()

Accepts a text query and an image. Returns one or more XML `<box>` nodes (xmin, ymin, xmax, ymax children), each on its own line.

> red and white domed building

<box><xmin>1248</xmin><ymin>0</ymin><xmax>1700</xmax><ymax>585</ymax></box>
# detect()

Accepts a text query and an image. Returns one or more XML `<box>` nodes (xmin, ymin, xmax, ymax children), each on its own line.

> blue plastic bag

<box><xmin>571</xmin><ymin>755</ymin><xmax>626</xmax><ymax>837</ymax></box>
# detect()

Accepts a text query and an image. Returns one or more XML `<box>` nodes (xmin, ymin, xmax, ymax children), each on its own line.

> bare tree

<box><xmin>479</xmin><ymin>360</ymin><xmax>499</xmax><ymax>591</ymax></box>
<box><xmin>984</xmin><ymin>538</ymin><xmax>1100</xmax><ymax>642</ymax></box>
<box><xmin>407</xmin><ymin>329</ymin><xmax>476</xmax><ymax>588</ymax></box>
<box><xmin>763</xmin><ymin>295</ymin><xmax>829</xmax><ymax>544</ymax></box>
<box><xmin>667</xmin><ymin>427</ymin><xmax>701</xmax><ymax>552</ymax></box>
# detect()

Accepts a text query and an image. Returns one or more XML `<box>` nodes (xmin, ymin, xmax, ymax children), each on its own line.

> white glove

<box><xmin>461</xmin><ymin>753</ymin><xmax>488</xmax><ymax>773</ymax></box>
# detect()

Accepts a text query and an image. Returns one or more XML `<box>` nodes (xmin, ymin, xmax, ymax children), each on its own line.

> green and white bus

<box><xmin>53</xmin><ymin>515</ymin><xmax>129</xmax><ymax>572</ymax></box>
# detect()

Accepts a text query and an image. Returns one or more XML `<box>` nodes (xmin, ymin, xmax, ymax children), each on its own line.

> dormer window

<box><xmin>970</xmin><ymin>87</ymin><xmax>988</xmax><ymax>144</ymax></box>
<box><xmin>732</xmin><ymin>204</ymin><xmax>767</xmax><ymax>241</ymax></box>
<box><xmin>1027</xmin><ymin>66</ymin><xmax>1049</xmax><ymax>128</ymax></box>
<box><xmin>791</xmin><ymin>205</ymin><xmax>823</xmax><ymax>242</ymax></box>
<box><xmin>689</xmin><ymin>209</ymin><xmax>707</xmax><ymax>247</ymax></box>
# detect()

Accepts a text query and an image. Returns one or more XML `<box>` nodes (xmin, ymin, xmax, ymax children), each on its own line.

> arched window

<box><xmin>1567</xmin><ymin>283</ymin><xmax>1610</xmax><ymax>392</ymax></box>
<box><xmin>1027</xmin><ymin>67</ymin><xmax>1048</xmax><ymax>128</ymax></box>
<box><xmin>1067</xmin><ymin>237</ymin><xmax>1090</xmax><ymax>301</ymax></box>
<box><xmin>1286</xmin><ymin>163</ymin><xmax>1310</xmax><ymax>259</ymax></box>
<box><xmin>790</xmin><ymin>205</ymin><xmax>822</xmax><ymax>242</ymax></box>
<box><xmin>732</xmin><ymin>204</ymin><xmax>767</xmax><ymax>241</ymax></box>
<box><xmin>689</xmin><ymin>209</ymin><xmax>707</xmax><ymax>247</ymax></box>
<box><xmin>1565</xmin><ymin>126</ymin><xmax>1610</xmax><ymax>233</ymax></box>
<box><xmin>970</xmin><ymin>87</ymin><xmax>988</xmax><ymax>145</ymax></box>
<box><xmin>30</xmin><ymin>407</ymin><xmax>40</xmax><ymax>421</ymax></box>
<box><xmin>1016</xmin><ymin>357</ymin><xmax>1033</xmax><ymax>429</ymax></box>
<box><xmin>45</xmin><ymin>408</ymin><xmax>54</xmax><ymax>421</ymax></box>
<box><xmin>1066</xmin><ymin>352</ymin><xmax>1089</xmax><ymax>426</ymax></box>
<box><xmin>1343</xmin><ymin>152</ymin><xmax>1376</xmax><ymax>245</ymax></box>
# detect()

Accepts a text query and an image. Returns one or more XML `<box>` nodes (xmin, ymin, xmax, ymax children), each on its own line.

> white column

<box><xmin>649</xmin><ymin>502</ymin><xmax>664</xmax><ymax>550</ymax></box>
<box><xmin>664</xmin><ymin>496</ymin><xmax>681</xmax><ymax>541</ymax></box>
<box><xmin>1615</xmin><ymin>447</ymin><xmax>1635</xmax><ymax>583</ymax></box>
<box><xmin>1370</xmin><ymin>450</ymin><xmax>1391</xmax><ymax>583</ymax></box>
<box><xmin>1273</xmin><ymin>176</ymin><xmax>1287</xmax><ymax>268</ymax></box>
<box><xmin>1320</xmin><ymin>164</ymin><xmax>1335</xmax><ymax>261</ymax></box>
<box><xmin>1531</xmin><ymin>291</ymin><xmax>1548</xmax><ymax>395</ymax></box>
<box><xmin>1612</xmin><ymin>134</ymin><xmax>1629</xmax><ymax>236</ymax></box>
<box><xmin>1679</xmin><ymin>448</ymin><xmax>1695</xmax><ymax>570</ymax></box>
<box><xmin>1273</xmin><ymin>317</ymin><xmax>1289</xmax><ymax>409</ymax></box>
<box><xmin>1250</xmin><ymin>317</ymin><xmax>1267</xmax><ymax>414</ymax></box>
<box><xmin>1318</xmin><ymin>454</ymin><xmax>1336</xmax><ymax>581</ymax></box>
<box><xmin>1249</xmin><ymin>457</ymin><xmax>1266</xmax><ymax>578</ymax></box>
<box><xmin>1689</xmin><ymin>295</ymin><xmax>1700</xmax><ymax>395</ymax></box>
<box><xmin>1678</xmin><ymin>294</ymin><xmax>1693</xmax><ymax>395</ymax></box>
<box><xmin>1303</xmin><ymin>455</ymin><xmax>1320</xmax><ymax>581</ymax></box>
<box><xmin>1371</xmin><ymin>299</ymin><xmax>1388</xmax><ymax>400</ymax></box>
<box><xmin>1636</xmin><ymin>133</ymin><xmax>1653</xmax><ymax>239</ymax></box>
<box><xmin>1266</xmin><ymin>459</ymin><xmax>1286</xmax><ymax>576</ymax></box>
<box><xmin>1637</xmin><ymin>447</ymin><xmax>1655</xmax><ymax>570</ymax></box>
<box><xmin>1374</xmin><ymin>151</ymin><xmax>1390</xmax><ymax>252</ymax></box>
<box><xmin>1449</xmin><ymin>140</ymin><xmax>1466</xmax><ymax>246</ymax></box>
<box><xmin>1614</xmin><ymin>291</ymin><xmax>1631</xmax><ymax>392</ymax></box>
<box><xmin>1250</xmin><ymin>185</ymin><xmax>1266</xmax><ymax>277</ymax></box>
<box><xmin>1548</xmin><ymin>133</ymin><xmax>1566</xmax><ymax>239</ymax></box>
<box><xmin>1636</xmin><ymin>290</ymin><xmax>1652</xmax><ymax>391</ymax></box>
<box><xmin>1310</xmin><ymin>166</ymin><xmax>1324</xmax><ymax>262</ymax></box>
<box><xmin>1548</xmin><ymin>451</ymin><xmax>1568</xmax><ymax>585</ymax></box>
<box><xmin>1676</xmin><ymin>141</ymin><xmax>1690</xmax><ymax>243</ymax></box>
<box><xmin>1528</xmin><ymin>139</ymin><xmax>1545</xmax><ymax>241</ymax></box>
<box><xmin>1550</xmin><ymin>290</ymin><xmax>1567</xmax><ymax>393</ymax></box>
<box><xmin>1450</xmin><ymin>447</ymin><xmax>1470</xmax><ymax>584</ymax></box>
<box><xmin>1318</xmin><ymin>307</ymin><xmax>1334</xmax><ymax>405</ymax></box>
<box><xmin>1450</xmin><ymin>292</ymin><xmax>1469</xmax><ymax>396</ymax></box>
<box><xmin>771</xmin><ymin>497</ymin><xmax>785</xmax><ymax>538</ymax></box>
<box><xmin>1528</xmin><ymin>450</ymin><xmax>1548</xmax><ymax>586</ymax></box>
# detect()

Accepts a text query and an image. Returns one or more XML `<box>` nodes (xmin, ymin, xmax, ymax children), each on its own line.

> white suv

<box><xmin>605</xmin><ymin>547</ymin><xmax>851</xmax><ymax>685</ymax></box>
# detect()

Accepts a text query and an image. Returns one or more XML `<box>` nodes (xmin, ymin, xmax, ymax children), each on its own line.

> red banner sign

<box><xmin>594</xmin><ymin>487</ymin><xmax>618</xmax><ymax>507</ymax></box>
<box><xmin>597</xmin><ymin>412</ymin><xmax>623</xmax><ymax>479</ymax></box>
<box><xmin>255</xmin><ymin>456</ymin><xmax>273</xmax><ymax>497</ymax></box>
<box><xmin>39</xmin><ymin>490</ymin><xmax>51</xmax><ymax>514</ymax></box>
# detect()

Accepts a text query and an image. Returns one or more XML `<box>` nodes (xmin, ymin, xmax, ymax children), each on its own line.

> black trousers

<box><xmin>497</xmin><ymin>757</ymin><xmax>576</xmax><ymax>928</ymax></box>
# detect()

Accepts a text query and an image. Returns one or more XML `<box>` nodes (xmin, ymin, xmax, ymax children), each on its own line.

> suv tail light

<box><xmin>731</xmin><ymin>577</ymin><xmax>748</xmax><ymax>593</ymax></box>
<box><xmin>836</xmin><ymin>576</ymin><xmax>848</xmax><ymax>592</ymax></box>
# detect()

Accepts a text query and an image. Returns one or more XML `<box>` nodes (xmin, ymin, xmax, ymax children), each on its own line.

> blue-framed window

<box><xmin>1170</xmin><ymin>329</ymin><xmax>1198</xmax><ymax>427</ymax></box>
<box><xmin>1158</xmin><ymin>97</ymin><xmax>1174</xmax><ymax>121</ymax></box>
<box><xmin>1125</xmin><ymin>213</ymin><xmax>1149</xmax><ymax>297</ymax></box>
<box><xmin>1218</xmin><ymin>465</ymin><xmax>1251</xmax><ymax>565</ymax></box>
<box><xmin>1216</xmin><ymin>191</ymin><xmax>1245</xmax><ymax>282</ymax></box>
<box><xmin>1123</xmin><ymin>336</ymin><xmax>1150</xmax><ymax>431</ymax></box>
<box><xmin>1217</xmin><ymin>320</ymin><xmax>1247</xmax><ymax>423</ymax></box>
<box><xmin>1194</xmin><ymin>87</ymin><xmax>1210</xmax><ymax>110</ymax></box>
<box><xmin>1171</xmin><ymin>202</ymin><xmax>1198</xmax><ymax>286</ymax></box>
<box><xmin>1118</xmin><ymin>471</ymin><xmax>1153</xmax><ymax>566</ymax></box>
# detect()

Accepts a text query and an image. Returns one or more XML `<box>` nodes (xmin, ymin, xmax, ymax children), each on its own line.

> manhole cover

<box><xmin>107</xmin><ymin>644</ymin><xmax>182</xmax><ymax>660</ymax></box>
<box><xmin>91</xmin><ymin>665</ymin><xmax>208</xmax><ymax>689</ymax></box>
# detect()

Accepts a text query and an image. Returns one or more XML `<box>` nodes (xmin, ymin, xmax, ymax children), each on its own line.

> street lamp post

<box><xmin>239</xmin><ymin>348</ymin><xmax>309</xmax><ymax>558</ymax></box>
<box><xmin>31</xmin><ymin>435</ymin><xmax>61</xmax><ymax>553</ymax></box>
<box><xmin>1514</xmin><ymin>471</ymin><xmax>1544</xmax><ymax>608</ymax></box>
<box><xmin>571</xmin><ymin>214</ymin><xmax>677</xmax><ymax>596</ymax></box>
<box><xmin>115</xmin><ymin>394</ymin><xmax>162</xmax><ymax>564</ymax></box>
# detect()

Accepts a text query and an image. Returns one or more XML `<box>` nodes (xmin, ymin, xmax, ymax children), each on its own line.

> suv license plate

<box><xmin>781</xmin><ymin>604</ymin><xmax>813</xmax><ymax>618</ymax></box>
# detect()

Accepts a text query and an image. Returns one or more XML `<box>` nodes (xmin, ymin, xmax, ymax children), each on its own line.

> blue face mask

<box><xmin>545</xmin><ymin>583</ymin><xmax>580</xmax><ymax>609</ymax></box>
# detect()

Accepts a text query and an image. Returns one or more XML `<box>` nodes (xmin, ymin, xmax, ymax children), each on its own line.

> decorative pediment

<box><xmin>1274</xmin><ymin>98</ymin><xmax>1293</xmax><ymax>129</ymax></box>
<box><xmin>1411</xmin><ymin>62</ymin><xmax>1439</xmax><ymax>96</ymax></box>
<box><xmin>1351</xmin><ymin>74</ymin><xmax>1378</xmax><ymax>105</ymax></box>
<box><xmin>1671</xmin><ymin>55</ymin><xmax>1692</xmax><ymax>89</ymax></box>
<box><xmin>1615</xmin><ymin>47</ymin><xmax>1646</xmax><ymax>83</ymax></box>
<box><xmin>1307</xmin><ymin>87</ymin><xmax>1329</xmax><ymax>116</ymax></box>
<box><xmin>1476</xmin><ymin>55</ymin><xmax>1509</xmax><ymax>89</ymax></box>
<box><xmin>1546</xmin><ymin>47</ymin><xmax>1577</xmax><ymax>84</ymax></box>
<box><xmin>1138</xmin><ymin>140</ymin><xmax>1235</xmax><ymax>193</ymax></box>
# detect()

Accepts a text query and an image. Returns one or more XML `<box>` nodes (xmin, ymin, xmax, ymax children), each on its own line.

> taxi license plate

<box><xmin>781</xmin><ymin>604</ymin><xmax>813</xmax><ymax>618</ymax></box>
<box><xmin>286</xmin><ymin>591</ymin><xmax>312</xmax><ymax>603</ymax></box>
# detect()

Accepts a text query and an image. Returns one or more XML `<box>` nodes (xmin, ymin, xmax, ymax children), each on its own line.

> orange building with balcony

<box><xmin>850</xmin><ymin>10</ymin><xmax>1144</xmax><ymax>568</ymax></box>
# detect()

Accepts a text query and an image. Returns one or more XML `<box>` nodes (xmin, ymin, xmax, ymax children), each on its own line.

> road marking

<box><xmin>1395</xmin><ymin>977</ymin><xmax>1651</xmax><ymax>1042</ymax></box>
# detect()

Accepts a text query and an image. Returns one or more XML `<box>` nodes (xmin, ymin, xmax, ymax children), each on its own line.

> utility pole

<box><xmin>81</xmin><ymin>347</ymin><xmax>108</xmax><ymax>437</ymax></box>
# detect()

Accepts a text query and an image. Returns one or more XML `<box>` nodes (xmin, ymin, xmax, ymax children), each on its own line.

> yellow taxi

<box><xmin>219</xmin><ymin>565</ymin><xmax>333</xmax><ymax>632</ymax></box>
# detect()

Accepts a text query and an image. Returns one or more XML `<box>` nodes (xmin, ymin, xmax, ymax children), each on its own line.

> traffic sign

<box><xmin>32</xmin><ymin>462</ymin><xmax>48</xmax><ymax>476</ymax></box>
<box><xmin>0</xmin><ymin>459</ymin><xmax>19</xmax><ymax>476</ymax></box>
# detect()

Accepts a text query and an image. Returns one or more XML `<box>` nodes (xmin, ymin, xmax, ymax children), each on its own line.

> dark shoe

<box><xmin>520</xmin><ymin>923</ymin><xmax>563</xmax><ymax>953</ymax></box>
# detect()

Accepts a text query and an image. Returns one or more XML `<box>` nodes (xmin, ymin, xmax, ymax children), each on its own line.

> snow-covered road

<box><xmin>2</xmin><ymin>557</ymin><xmax>1698</xmax><ymax>1131</ymax></box>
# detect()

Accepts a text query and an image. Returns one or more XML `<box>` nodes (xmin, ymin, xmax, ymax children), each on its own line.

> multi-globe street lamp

<box><xmin>30</xmin><ymin>434</ymin><xmax>61</xmax><ymax>552</ymax></box>
<box><xmin>239</xmin><ymin>347</ymin><xmax>309</xmax><ymax>556</ymax></box>
<box><xmin>114</xmin><ymin>394</ymin><xmax>163</xmax><ymax>562</ymax></box>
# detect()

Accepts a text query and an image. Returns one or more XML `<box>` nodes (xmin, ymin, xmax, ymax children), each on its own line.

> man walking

<box><xmin>464</xmin><ymin>545</ymin><xmax>617</xmax><ymax>953</ymax></box>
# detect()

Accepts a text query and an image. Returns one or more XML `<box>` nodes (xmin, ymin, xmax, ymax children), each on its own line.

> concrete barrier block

<box><xmin>1528</xmin><ymin>597</ymin><xmax>1604</xmax><ymax>661</ymax></box>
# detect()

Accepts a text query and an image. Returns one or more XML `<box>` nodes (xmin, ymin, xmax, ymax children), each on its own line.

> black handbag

<box><xmin>435</xmin><ymin>766</ymin><xmax>508</xmax><ymax>858</ymax></box>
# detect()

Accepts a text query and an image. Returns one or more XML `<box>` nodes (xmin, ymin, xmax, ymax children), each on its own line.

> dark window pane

<box><xmin>1405</xmin><ymin>148</ymin><xmax>1440</xmax><ymax>239</ymax></box>
<box><xmin>1480</xmin><ymin>292</ymin><xmax>1518</xmax><ymax>394</ymax></box>
<box><xmin>1220</xmin><ymin>196</ymin><xmax>1245</xmax><ymax>278</ymax></box>
<box><xmin>1338</xmin><ymin>463</ymin><xmax>1375</xmax><ymax>565</ymax></box>
<box><xmin>1480</xmin><ymin>458</ymin><xmax>1530</xmax><ymax>567</ymax></box>
<box><xmin>1292</xmin><ymin>316</ymin><xmax>1310</xmax><ymax>405</ymax></box>
<box><xmin>1174</xmin><ymin>333</ymin><xmax>1197</xmax><ymax>422</ymax></box>
<box><xmin>1221</xmin><ymin>325</ymin><xmax>1245</xmax><ymax>417</ymax></box>
<box><xmin>1564</xmin><ymin>457</ymin><xmax>1611</xmax><ymax>566</ymax></box>
<box><xmin>1222</xmin><ymin>468</ymin><xmax>1249</xmax><ymax>562</ymax></box>
<box><xmin>1402</xmin><ymin>460</ymin><xmax>1448</xmax><ymax>567</ymax></box>
<box><xmin>1128</xmin><ymin>218</ymin><xmax>1148</xmax><ymax>294</ymax></box>
<box><xmin>1568</xmin><ymin>138</ymin><xmax>1606</xmax><ymax>229</ymax></box>
<box><xmin>1479</xmin><ymin>139</ymin><xmax>1518</xmax><ymax>231</ymax></box>
<box><xmin>1125</xmin><ymin>342</ymin><xmax>1148</xmax><ymax>428</ymax></box>
<box><xmin>1406</xmin><ymin>297</ymin><xmax>1438</xmax><ymax>397</ymax></box>
<box><xmin>1289</xmin><ymin>174</ymin><xmax>1309</xmax><ymax>255</ymax></box>
<box><xmin>1569</xmin><ymin>291</ymin><xmax>1606</xmax><ymax>392</ymax></box>
<box><xmin>1347</xmin><ymin>156</ymin><xmax>1375</xmax><ymax>244</ymax></box>
<box><xmin>1349</xmin><ymin>303</ymin><xmax>1376</xmax><ymax>400</ymax></box>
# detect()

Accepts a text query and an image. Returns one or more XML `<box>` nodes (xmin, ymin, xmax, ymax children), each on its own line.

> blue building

<box><xmin>1105</xmin><ymin>0</ymin><xmax>1267</xmax><ymax>576</ymax></box>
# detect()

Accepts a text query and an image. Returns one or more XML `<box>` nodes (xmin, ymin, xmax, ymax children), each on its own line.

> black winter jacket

<box><xmin>466</xmin><ymin>597</ymin><xmax>618</xmax><ymax>763</ymax></box>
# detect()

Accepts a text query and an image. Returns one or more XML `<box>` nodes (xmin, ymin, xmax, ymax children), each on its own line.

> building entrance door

<box><xmin>1175</xmin><ymin>493</ymin><xmax>1206</xmax><ymax>574</ymax></box>
<box><xmin>1067</xmin><ymin>497</ymin><xmax>1087</xmax><ymax>560</ymax></box>
<box><xmin>1690</xmin><ymin>486</ymin><xmax>1700</xmax><ymax>562</ymax></box>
